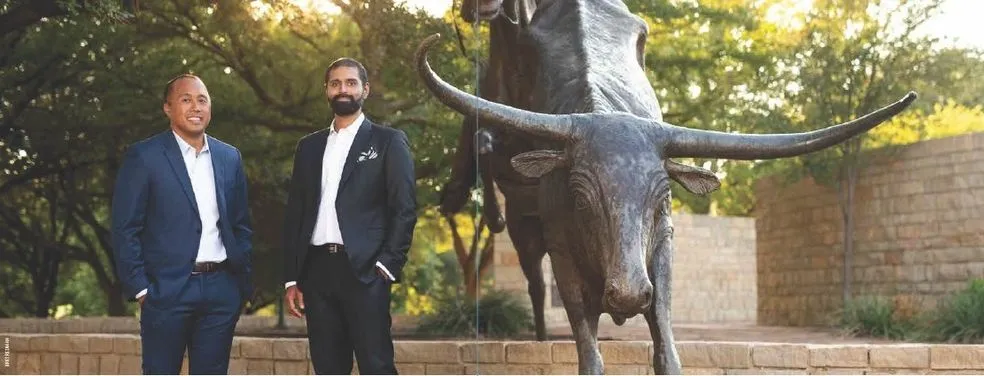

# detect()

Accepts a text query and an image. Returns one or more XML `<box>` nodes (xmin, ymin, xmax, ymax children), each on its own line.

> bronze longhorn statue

<box><xmin>419</xmin><ymin>0</ymin><xmax>916</xmax><ymax>374</ymax></box>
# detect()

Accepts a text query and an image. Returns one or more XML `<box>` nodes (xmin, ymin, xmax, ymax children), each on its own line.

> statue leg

<box><xmin>476</xmin><ymin>129</ymin><xmax>506</xmax><ymax>233</ymax></box>
<box><xmin>505</xmin><ymin>205</ymin><xmax>547</xmax><ymax>341</ymax></box>
<box><xmin>439</xmin><ymin>115</ymin><xmax>479</xmax><ymax>215</ymax></box>
<box><xmin>550</xmin><ymin>252</ymin><xmax>603</xmax><ymax>375</ymax></box>
<box><xmin>645</xmin><ymin>198</ymin><xmax>682</xmax><ymax>374</ymax></box>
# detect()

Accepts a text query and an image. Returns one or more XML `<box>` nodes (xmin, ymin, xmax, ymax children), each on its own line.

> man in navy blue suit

<box><xmin>111</xmin><ymin>74</ymin><xmax>253</xmax><ymax>375</ymax></box>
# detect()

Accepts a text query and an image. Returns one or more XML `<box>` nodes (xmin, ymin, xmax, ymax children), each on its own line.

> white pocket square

<box><xmin>357</xmin><ymin>146</ymin><xmax>378</xmax><ymax>162</ymax></box>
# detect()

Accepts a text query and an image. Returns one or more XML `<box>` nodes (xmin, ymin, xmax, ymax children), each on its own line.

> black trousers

<box><xmin>301</xmin><ymin>248</ymin><xmax>397</xmax><ymax>375</ymax></box>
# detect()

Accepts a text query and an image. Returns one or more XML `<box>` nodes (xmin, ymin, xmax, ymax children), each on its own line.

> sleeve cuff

<box><xmin>136</xmin><ymin>288</ymin><xmax>148</xmax><ymax>299</ymax></box>
<box><xmin>285</xmin><ymin>281</ymin><xmax>297</xmax><ymax>289</ymax></box>
<box><xmin>375</xmin><ymin>262</ymin><xmax>396</xmax><ymax>281</ymax></box>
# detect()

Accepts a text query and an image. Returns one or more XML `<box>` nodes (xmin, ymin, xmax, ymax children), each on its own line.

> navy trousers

<box><xmin>140</xmin><ymin>269</ymin><xmax>242</xmax><ymax>375</ymax></box>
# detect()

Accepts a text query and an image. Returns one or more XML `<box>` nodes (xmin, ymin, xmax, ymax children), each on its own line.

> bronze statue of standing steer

<box><xmin>416</xmin><ymin>32</ymin><xmax>916</xmax><ymax>373</ymax></box>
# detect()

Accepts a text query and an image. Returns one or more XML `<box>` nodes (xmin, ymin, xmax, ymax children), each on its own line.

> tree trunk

<box><xmin>839</xmin><ymin>138</ymin><xmax>861</xmax><ymax>306</ymax></box>
<box><xmin>106</xmin><ymin>283</ymin><xmax>127</xmax><ymax>316</ymax></box>
<box><xmin>445</xmin><ymin>213</ymin><xmax>496</xmax><ymax>301</ymax></box>
<box><xmin>34</xmin><ymin>246</ymin><xmax>61</xmax><ymax>317</ymax></box>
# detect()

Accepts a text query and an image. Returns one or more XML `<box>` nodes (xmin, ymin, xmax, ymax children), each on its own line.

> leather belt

<box><xmin>311</xmin><ymin>243</ymin><xmax>344</xmax><ymax>254</ymax></box>
<box><xmin>192</xmin><ymin>261</ymin><xmax>227</xmax><ymax>273</ymax></box>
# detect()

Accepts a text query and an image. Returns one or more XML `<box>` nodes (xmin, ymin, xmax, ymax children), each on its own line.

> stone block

<box><xmin>274</xmin><ymin>360</ymin><xmax>308</xmax><ymax>375</ymax></box>
<box><xmin>99</xmin><ymin>354</ymin><xmax>120</xmax><ymax>374</ymax></box>
<box><xmin>464</xmin><ymin>364</ymin><xmax>545</xmax><ymax>374</ymax></box>
<box><xmin>725</xmin><ymin>368</ymin><xmax>807</xmax><ymax>375</ymax></box>
<box><xmin>229</xmin><ymin>337</ymin><xmax>241</xmax><ymax>358</ymax></box>
<box><xmin>425</xmin><ymin>364</ymin><xmax>465</xmax><ymax>374</ymax></box>
<box><xmin>808</xmin><ymin>345</ymin><xmax>869</xmax><ymax>368</ymax></box>
<box><xmin>240</xmin><ymin>338</ymin><xmax>274</xmax><ymax>359</ymax></box>
<box><xmin>228</xmin><ymin>359</ymin><xmax>249</xmax><ymax>375</ymax></box>
<box><xmin>79</xmin><ymin>355</ymin><xmax>100</xmax><ymax>374</ymax></box>
<box><xmin>89</xmin><ymin>336</ymin><xmax>114</xmax><ymax>353</ymax></box>
<box><xmin>545</xmin><ymin>364</ymin><xmax>579</xmax><ymax>374</ymax></box>
<box><xmin>273</xmin><ymin>339</ymin><xmax>308</xmax><ymax>360</ymax></box>
<box><xmin>461</xmin><ymin>342</ymin><xmax>505</xmax><ymax>363</ymax></box>
<box><xmin>684</xmin><ymin>367</ymin><xmax>726</xmax><ymax>375</ymax></box>
<box><xmin>600</xmin><ymin>341</ymin><xmax>650</xmax><ymax>365</ymax></box>
<box><xmin>8</xmin><ymin>336</ymin><xmax>29</xmax><ymax>352</ymax></box>
<box><xmin>119</xmin><ymin>355</ymin><xmax>141</xmax><ymax>374</ymax></box>
<box><xmin>870</xmin><ymin>345</ymin><xmax>929</xmax><ymax>369</ymax></box>
<box><xmin>867</xmin><ymin>368</ymin><xmax>930</xmax><ymax>375</ymax></box>
<box><xmin>247</xmin><ymin>359</ymin><xmax>275</xmax><ymax>374</ymax></box>
<box><xmin>394</xmin><ymin>342</ymin><xmax>459</xmax><ymax>364</ymax></box>
<box><xmin>395</xmin><ymin>363</ymin><xmax>424</xmax><ymax>375</ymax></box>
<box><xmin>752</xmin><ymin>344</ymin><xmax>809</xmax><ymax>368</ymax></box>
<box><xmin>15</xmin><ymin>353</ymin><xmax>40</xmax><ymax>374</ymax></box>
<box><xmin>59</xmin><ymin>353</ymin><xmax>79</xmax><ymax>374</ymax></box>
<box><xmin>607</xmin><ymin>364</ymin><xmax>650</xmax><ymax>374</ymax></box>
<box><xmin>678</xmin><ymin>342</ymin><xmax>751</xmax><ymax>368</ymax></box>
<box><xmin>551</xmin><ymin>342</ymin><xmax>577</xmax><ymax>364</ymax></box>
<box><xmin>40</xmin><ymin>353</ymin><xmax>59</xmax><ymax>374</ymax></box>
<box><xmin>113</xmin><ymin>336</ymin><xmax>141</xmax><ymax>355</ymax></box>
<box><xmin>50</xmin><ymin>335</ymin><xmax>89</xmax><ymax>353</ymax></box>
<box><xmin>930</xmin><ymin>345</ymin><xmax>984</xmax><ymax>369</ymax></box>
<box><xmin>810</xmin><ymin>367</ymin><xmax>867</xmax><ymax>375</ymax></box>
<box><xmin>506</xmin><ymin>342</ymin><xmax>552</xmax><ymax>364</ymax></box>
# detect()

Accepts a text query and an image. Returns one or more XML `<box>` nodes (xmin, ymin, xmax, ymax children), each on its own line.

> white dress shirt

<box><xmin>137</xmin><ymin>132</ymin><xmax>227</xmax><ymax>299</ymax></box>
<box><xmin>284</xmin><ymin>114</ymin><xmax>393</xmax><ymax>290</ymax></box>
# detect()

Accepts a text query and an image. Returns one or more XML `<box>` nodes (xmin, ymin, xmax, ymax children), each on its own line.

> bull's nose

<box><xmin>603</xmin><ymin>281</ymin><xmax>654</xmax><ymax>314</ymax></box>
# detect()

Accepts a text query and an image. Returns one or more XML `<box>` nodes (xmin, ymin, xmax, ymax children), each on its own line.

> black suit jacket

<box><xmin>283</xmin><ymin>117</ymin><xmax>417</xmax><ymax>285</ymax></box>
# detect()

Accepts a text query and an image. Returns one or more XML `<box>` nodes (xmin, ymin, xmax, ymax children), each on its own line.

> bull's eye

<box><xmin>574</xmin><ymin>194</ymin><xmax>590</xmax><ymax>211</ymax></box>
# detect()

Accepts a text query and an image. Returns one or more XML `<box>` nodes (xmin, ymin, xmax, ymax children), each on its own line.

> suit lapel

<box><xmin>209</xmin><ymin>136</ymin><xmax>228</xmax><ymax>218</ymax></box>
<box><xmin>309</xmin><ymin>130</ymin><xmax>330</xmax><ymax>208</ymax></box>
<box><xmin>339</xmin><ymin>119</ymin><xmax>372</xmax><ymax>190</ymax></box>
<box><xmin>162</xmin><ymin>133</ymin><xmax>200</xmax><ymax>215</ymax></box>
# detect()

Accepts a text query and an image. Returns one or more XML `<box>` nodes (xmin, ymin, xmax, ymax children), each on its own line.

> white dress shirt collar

<box><xmin>173</xmin><ymin>131</ymin><xmax>210</xmax><ymax>155</ymax></box>
<box><xmin>329</xmin><ymin>113</ymin><xmax>365</xmax><ymax>135</ymax></box>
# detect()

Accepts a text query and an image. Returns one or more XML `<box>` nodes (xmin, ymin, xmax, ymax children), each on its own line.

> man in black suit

<box><xmin>281</xmin><ymin>57</ymin><xmax>417</xmax><ymax>374</ymax></box>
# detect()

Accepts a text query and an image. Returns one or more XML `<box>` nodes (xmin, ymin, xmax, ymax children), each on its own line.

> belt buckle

<box><xmin>327</xmin><ymin>244</ymin><xmax>342</xmax><ymax>253</ymax></box>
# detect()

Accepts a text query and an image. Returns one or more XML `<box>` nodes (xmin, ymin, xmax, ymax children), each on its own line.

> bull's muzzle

<box><xmin>603</xmin><ymin>277</ymin><xmax>653</xmax><ymax>315</ymax></box>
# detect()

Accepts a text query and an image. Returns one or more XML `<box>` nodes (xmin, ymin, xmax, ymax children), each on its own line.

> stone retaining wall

<box><xmin>493</xmin><ymin>212</ymin><xmax>757</xmax><ymax>326</ymax></box>
<box><xmin>755</xmin><ymin>132</ymin><xmax>984</xmax><ymax>326</ymax></box>
<box><xmin>5</xmin><ymin>334</ymin><xmax>984</xmax><ymax>375</ymax></box>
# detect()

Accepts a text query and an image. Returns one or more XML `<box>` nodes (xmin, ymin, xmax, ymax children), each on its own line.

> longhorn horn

<box><xmin>415</xmin><ymin>33</ymin><xmax>574</xmax><ymax>141</ymax></box>
<box><xmin>664</xmin><ymin>92</ymin><xmax>917</xmax><ymax>159</ymax></box>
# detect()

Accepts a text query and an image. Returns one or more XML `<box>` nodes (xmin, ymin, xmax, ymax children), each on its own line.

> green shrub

<box><xmin>837</xmin><ymin>296</ymin><xmax>916</xmax><ymax>340</ymax></box>
<box><xmin>924</xmin><ymin>279</ymin><xmax>984</xmax><ymax>343</ymax></box>
<box><xmin>416</xmin><ymin>289</ymin><xmax>533</xmax><ymax>338</ymax></box>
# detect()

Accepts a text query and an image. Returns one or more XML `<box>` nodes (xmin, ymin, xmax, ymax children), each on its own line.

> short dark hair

<box><xmin>324</xmin><ymin>58</ymin><xmax>368</xmax><ymax>86</ymax></box>
<box><xmin>163</xmin><ymin>73</ymin><xmax>201</xmax><ymax>103</ymax></box>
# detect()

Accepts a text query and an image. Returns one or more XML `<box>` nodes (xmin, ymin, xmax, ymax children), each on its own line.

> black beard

<box><xmin>330</xmin><ymin>95</ymin><xmax>363</xmax><ymax>116</ymax></box>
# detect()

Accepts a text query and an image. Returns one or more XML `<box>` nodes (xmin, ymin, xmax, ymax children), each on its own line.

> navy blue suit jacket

<box><xmin>111</xmin><ymin>131</ymin><xmax>253</xmax><ymax>307</ymax></box>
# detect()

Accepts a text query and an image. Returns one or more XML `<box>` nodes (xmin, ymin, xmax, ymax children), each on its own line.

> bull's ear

<box><xmin>511</xmin><ymin>150</ymin><xmax>568</xmax><ymax>178</ymax></box>
<box><xmin>665</xmin><ymin>159</ymin><xmax>720</xmax><ymax>196</ymax></box>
